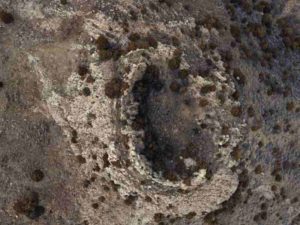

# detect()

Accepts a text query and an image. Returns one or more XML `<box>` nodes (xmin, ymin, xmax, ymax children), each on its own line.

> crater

<box><xmin>129</xmin><ymin>64</ymin><xmax>217</xmax><ymax>182</ymax></box>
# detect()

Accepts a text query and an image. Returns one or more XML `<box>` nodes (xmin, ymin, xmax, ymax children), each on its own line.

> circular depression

<box><xmin>126</xmin><ymin>64</ymin><xmax>218</xmax><ymax>182</ymax></box>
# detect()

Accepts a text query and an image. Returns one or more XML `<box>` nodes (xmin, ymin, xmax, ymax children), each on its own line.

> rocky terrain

<box><xmin>0</xmin><ymin>0</ymin><xmax>299</xmax><ymax>224</ymax></box>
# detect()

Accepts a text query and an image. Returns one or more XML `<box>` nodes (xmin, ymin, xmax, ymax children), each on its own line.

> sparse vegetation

<box><xmin>230</xmin><ymin>106</ymin><xmax>242</xmax><ymax>117</ymax></box>
<box><xmin>30</xmin><ymin>169</ymin><xmax>44</xmax><ymax>182</ymax></box>
<box><xmin>13</xmin><ymin>192</ymin><xmax>45</xmax><ymax>219</ymax></box>
<box><xmin>104</xmin><ymin>78</ymin><xmax>128</xmax><ymax>99</ymax></box>
<box><xmin>168</xmin><ymin>57</ymin><xmax>181</xmax><ymax>70</ymax></box>
<box><xmin>0</xmin><ymin>10</ymin><xmax>14</xmax><ymax>24</ymax></box>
